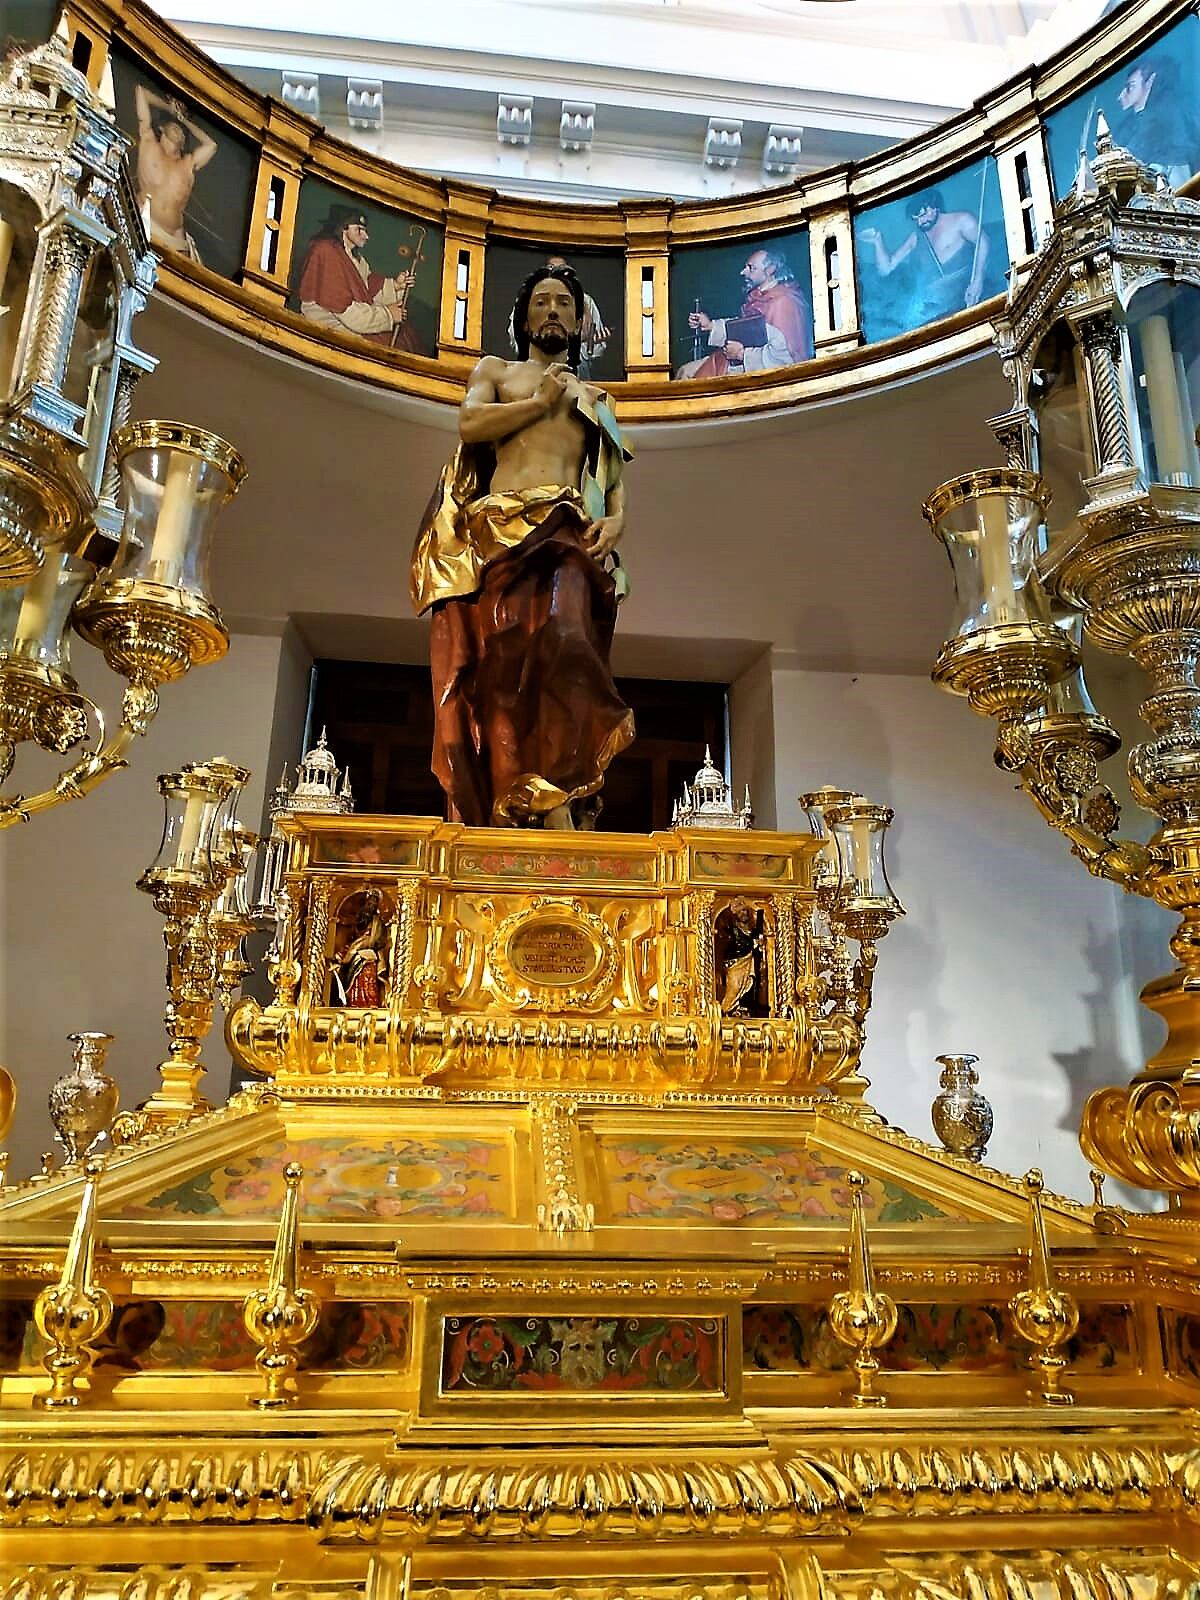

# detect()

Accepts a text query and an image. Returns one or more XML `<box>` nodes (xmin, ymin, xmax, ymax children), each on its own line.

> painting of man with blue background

<box><xmin>1046</xmin><ymin>14</ymin><xmax>1200</xmax><ymax>197</ymax></box>
<box><xmin>853</xmin><ymin>159</ymin><xmax>1006</xmax><ymax>345</ymax></box>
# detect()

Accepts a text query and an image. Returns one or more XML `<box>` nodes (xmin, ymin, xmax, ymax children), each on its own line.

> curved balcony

<box><xmin>43</xmin><ymin>0</ymin><xmax>1200</xmax><ymax>418</ymax></box>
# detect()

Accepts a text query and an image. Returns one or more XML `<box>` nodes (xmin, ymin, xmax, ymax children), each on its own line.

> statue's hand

<box><xmin>582</xmin><ymin>517</ymin><xmax>621</xmax><ymax>560</ymax></box>
<box><xmin>534</xmin><ymin>361</ymin><xmax>571</xmax><ymax>413</ymax></box>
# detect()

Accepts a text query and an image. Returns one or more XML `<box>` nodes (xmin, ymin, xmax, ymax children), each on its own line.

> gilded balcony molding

<box><xmin>47</xmin><ymin>0</ymin><xmax>1199</xmax><ymax>421</ymax></box>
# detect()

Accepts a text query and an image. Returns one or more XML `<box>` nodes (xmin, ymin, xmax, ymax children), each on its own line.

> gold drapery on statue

<box><xmin>411</xmin><ymin>395</ymin><xmax>635</xmax><ymax>827</ymax></box>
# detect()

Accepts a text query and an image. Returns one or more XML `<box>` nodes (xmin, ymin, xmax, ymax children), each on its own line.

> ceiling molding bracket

<box><xmin>281</xmin><ymin>70</ymin><xmax>319</xmax><ymax>121</ymax></box>
<box><xmin>498</xmin><ymin>93</ymin><xmax>534</xmax><ymax>147</ymax></box>
<box><xmin>346</xmin><ymin>77</ymin><xmax>383</xmax><ymax>132</ymax></box>
<box><xmin>560</xmin><ymin>99</ymin><xmax>595</xmax><ymax>154</ymax></box>
<box><xmin>703</xmin><ymin>115</ymin><xmax>743</xmax><ymax>170</ymax></box>
<box><xmin>763</xmin><ymin>122</ymin><xmax>804</xmax><ymax>178</ymax></box>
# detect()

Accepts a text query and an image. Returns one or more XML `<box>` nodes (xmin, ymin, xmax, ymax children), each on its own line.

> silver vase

<box><xmin>931</xmin><ymin>1052</ymin><xmax>993</xmax><ymax>1162</ymax></box>
<box><xmin>48</xmin><ymin>1031</ymin><xmax>119</xmax><ymax>1163</ymax></box>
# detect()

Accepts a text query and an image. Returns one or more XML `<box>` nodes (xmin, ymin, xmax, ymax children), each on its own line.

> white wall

<box><xmin>744</xmin><ymin>655</ymin><xmax>1152</xmax><ymax>1205</ymax></box>
<box><xmin>0</xmin><ymin>626</ymin><xmax>308</xmax><ymax>1177</ymax></box>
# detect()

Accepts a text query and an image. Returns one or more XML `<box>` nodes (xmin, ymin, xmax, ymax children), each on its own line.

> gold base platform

<box><xmin>1</xmin><ymin>818</ymin><xmax>1198</xmax><ymax>1595</ymax></box>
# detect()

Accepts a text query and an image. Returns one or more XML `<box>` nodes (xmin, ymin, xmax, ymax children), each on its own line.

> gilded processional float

<box><xmin>5</xmin><ymin>28</ymin><xmax>1200</xmax><ymax>1600</ymax></box>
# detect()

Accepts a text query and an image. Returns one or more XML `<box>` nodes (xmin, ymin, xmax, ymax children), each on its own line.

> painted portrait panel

<box><xmin>482</xmin><ymin>243</ymin><xmax>625</xmax><ymax>384</ymax></box>
<box><xmin>854</xmin><ymin>158</ymin><xmax>1006</xmax><ymax>346</ymax></box>
<box><xmin>1046</xmin><ymin>13</ymin><xmax>1200</xmax><ymax>198</ymax></box>
<box><xmin>109</xmin><ymin>44</ymin><xmax>256</xmax><ymax>281</ymax></box>
<box><xmin>289</xmin><ymin>177</ymin><xmax>443</xmax><ymax>358</ymax></box>
<box><xmin>669</xmin><ymin>229</ymin><xmax>813</xmax><ymax>381</ymax></box>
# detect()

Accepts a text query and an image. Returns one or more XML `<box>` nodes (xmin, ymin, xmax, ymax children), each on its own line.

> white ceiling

<box><xmin>135</xmin><ymin>295</ymin><xmax>1013</xmax><ymax>682</ymax></box>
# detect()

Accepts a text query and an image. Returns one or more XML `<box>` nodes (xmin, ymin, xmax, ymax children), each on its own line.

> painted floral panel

<box><xmin>599</xmin><ymin>1137</ymin><xmax>954</xmax><ymax>1225</ymax></box>
<box><xmin>442</xmin><ymin>1314</ymin><xmax>723</xmax><ymax>1395</ymax></box>
<box><xmin>455</xmin><ymin>848</ymin><xmax>654</xmax><ymax>882</ymax></box>
<box><xmin>310</xmin><ymin>834</ymin><xmax>420</xmax><ymax>867</ymax></box>
<box><xmin>126</xmin><ymin>1135</ymin><xmax>511</xmax><ymax>1220</ymax></box>
<box><xmin>744</xmin><ymin>1301</ymin><xmax>1132</xmax><ymax>1375</ymax></box>
<box><xmin>692</xmin><ymin>851</ymin><xmax>790</xmax><ymax>882</ymax></box>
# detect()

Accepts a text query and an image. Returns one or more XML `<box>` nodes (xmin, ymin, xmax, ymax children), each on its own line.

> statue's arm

<box><xmin>582</xmin><ymin>474</ymin><xmax>625</xmax><ymax>560</ymax></box>
<box><xmin>459</xmin><ymin>357</ymin><xmax>562</xmax><ymax>444</ymax></box>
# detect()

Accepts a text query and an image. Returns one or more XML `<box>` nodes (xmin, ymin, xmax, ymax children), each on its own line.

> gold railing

<box><xmin>55</xmin><ymin>0</ymin><xmax>1199</xmax><ymax>420</ymax></box>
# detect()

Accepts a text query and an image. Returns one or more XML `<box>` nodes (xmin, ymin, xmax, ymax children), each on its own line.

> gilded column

<box><xmin>299</xmin><ymin>877</ymin><xmax>334</xmax><ymax>1007</ymax></box>
<box><xmin>693</xmin><ymin>890</ymin><xmax>716</xmax><ymax>1011</ymax></box>
<box><xmin>774</xmin><ymin>892</ymin><xmax>797</xmax><ymax>1015</ymax></box>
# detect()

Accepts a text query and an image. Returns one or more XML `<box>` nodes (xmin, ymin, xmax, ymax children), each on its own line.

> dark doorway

<box><xmin>307</xmin><ymin>660</ymin><xmax>727</xmax><ymax>833</ymax></box>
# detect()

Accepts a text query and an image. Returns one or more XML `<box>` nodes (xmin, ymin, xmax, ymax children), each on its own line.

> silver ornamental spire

<box><xmin>673</xmin><ymin>747</ymin><xmax>754</xmax><ymax>830</ymax></box>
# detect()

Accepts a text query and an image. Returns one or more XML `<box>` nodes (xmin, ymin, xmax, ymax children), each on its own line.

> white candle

<box><xmin>149</xmin><ymin>453</ymin><xmax>204</xmax><ymax>584</ymax></box>
<box><xmin>175</xmin><ymin>790</ymin><xmax>208</xmax><ymax>868</ymax></box>
<box><xmin>1140</xmin><ymin>314</ymin><xmax>1190</xmax><ymax>483</ymax></box>
<box><xmin>0</xmin><ymin>217</ymin><xmax>17</xmax><ymax>396</ymax></box>
<box><xmin>12</xmin><ymin>554</ymin><xmax>64</xmax><ymax>659</ymax></box>
<box><xmin>976</xmin><ymin>503</ymin><xmax>1019</xmax><ymax>626</ymax></box>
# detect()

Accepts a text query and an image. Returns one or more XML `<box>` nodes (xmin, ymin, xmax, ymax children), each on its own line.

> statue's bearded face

<box><xmin>526</xmin><ymin>280</ymin><xmax>579</xmax><ymax>355</ymax></box>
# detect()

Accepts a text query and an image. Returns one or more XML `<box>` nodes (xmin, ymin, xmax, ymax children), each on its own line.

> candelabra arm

<box><xmin>1009</xmin><ymin>750</ymin><xmax>1154</xmax><ymax>892</ymax></box>
<box><xmin>140</xmin><ymin>889</ymin><xmax>220</xmax><ymax>1127</ymax></box>
<box><xmin>0</xmin><ymin>686</ymin><xmax>159</xmax><ymax>830</ymax></box>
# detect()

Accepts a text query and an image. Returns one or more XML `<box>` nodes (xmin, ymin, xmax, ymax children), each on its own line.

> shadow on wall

<box><xmin>1051</xmin><ymin>920</ymin><xmax>1166</xmax><ymax>1211</ymax></box>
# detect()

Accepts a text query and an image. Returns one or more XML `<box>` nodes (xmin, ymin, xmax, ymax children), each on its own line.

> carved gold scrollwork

<box><xmin>531</xmin><ymin>1096</ymin><xmax>593</xmax><ymax>1234</ymax></box>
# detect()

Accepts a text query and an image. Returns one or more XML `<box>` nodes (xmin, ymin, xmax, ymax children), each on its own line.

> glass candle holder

<box><xmin>1042</xmin><ymin>613</ymin><xmax>1103</xmax><ymax>719</ymax></box>
<box><xmin>214</xmin><ymin>823</ymin><xmax>258</xmax><ymax>920</ymax></box>
<box><xmin>141</xmin><ymin>762</ymin><xmax>234</xmax><ymax>888</ymax></box>
<box><xmin>923</xmin><ymin>469</ymin><xmax>1051</xmax><ymax>639</ymax></box>
<box><xmin>825</xmin><ymin>799</ymin><xmax>905</xmax><ymax>922</ymax></box>
<box><xmin>798</xmin><ymin>786</ymin><xmax>861</xmax><ymax>895</ymax></box>
<box><xmin>0</xmin><ymin>553</ymin><xmax>92</xmax><ymax>677</ymax></box>
<box><xmin>112</xmin><ymin>421</ymin><xmax>247</xmax><ymax>599</ymax></box>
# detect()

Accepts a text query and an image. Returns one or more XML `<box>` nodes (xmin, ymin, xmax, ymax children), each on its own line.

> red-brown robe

<box><xmin>411</xmin><ymin>403</ymin><xmax>634</xmax><ymax>828</ymax></box>
<box><xmin>295</xmin><ymin>235</ymin><xmax>423</xmax><ymax>354</ymax></box>
<box><xmin>690</xmin><ymin>279</ymin><xmax>812</xmax><ymax>378</ymax></box>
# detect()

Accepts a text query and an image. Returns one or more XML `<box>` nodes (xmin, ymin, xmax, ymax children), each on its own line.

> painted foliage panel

<box><xmin>2</xmin><ymin>1297</ymin><xmax>409</xmax><ymax>1373</ymax></box>
<box><xmin>289</xmin><ymin>177</ymin><xmax>443</xmax><ymax>357</ymax></box>
<box><xmin>854</xmin><ymin>158</ymin><xmax>1006</xmax><ymax>345</ymax></box>
<box><xmin>1046</xmin><ymin>13</ymin><xmax>1200</xmax><ymax>197</ymax></box>
<box><xmin>744</xmin><ymin>1301</ymin><xmax>1133</xmax><ymax>1375</ymax></box>
<box><xmin>669</xmin><ymin>230</ymin><xmax>813</xmax><ymax>381</ymax></box>
<box><xmin>109</xmin><ymin>43</ymin><xmax>256</xmax><ymax>281</ymax></box>
<box><xmin>441</xmin><ymin>1313</ymin><xmax>723</xmax><ymax>1394</ymax></box>
<box><xmin>481</xmin><ymin>244</ymin><xmax>625</xmax><ymax>384</ymax></box>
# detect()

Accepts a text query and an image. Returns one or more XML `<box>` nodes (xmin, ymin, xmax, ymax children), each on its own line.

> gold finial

<box><xmin>1009</xmin><ymin>1168</ymin><xmax>1080</xmax><ymax>1406</ymax></box>
<box><xmin>32</xmin><ymin>1149</ymin><xmax>56</xmax><ymax>1183</ymax></box>
<box><xmin>0</xmin><ymin>1152</ymin><xmax>8</xmax><ymax>1189</ymax></box>
<box><xmin>1089</xmin><ymin>1168</ymin><xmax>1105</xmax><ymax>1208</ymax></box>
<box><xmin>242</xmin><ymin>1160</ymin><xmax>319</xmax><ymax>1409</ymax></box>
<box><xmin>32</xmin><ymin>1156</ymin><xmax>114</xmax><ymax>1408</ymax></box>
<box><xmin>828</xmin><ymin>1170</ymin><xmax>898</xmax><ymax>1407</ymax></box>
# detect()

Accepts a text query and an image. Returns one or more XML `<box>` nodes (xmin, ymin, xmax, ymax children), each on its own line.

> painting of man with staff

<box><xmin>859</xmin><ymin>183</ymin><xmax>990</xmax><ymax>325</ymax></box>
<box><xmin>295</xmin><ymin>202</ymin><xmax>431</xmax><ymax>354</ymax></box>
